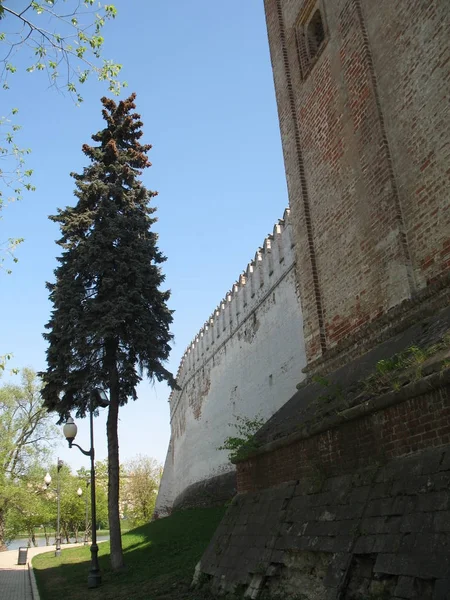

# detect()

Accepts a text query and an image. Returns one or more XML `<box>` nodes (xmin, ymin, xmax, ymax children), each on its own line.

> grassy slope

<box><xmin>33</xmin><ymin>507</ymin><xmax>226</xmax><ymax>600</ymax></box>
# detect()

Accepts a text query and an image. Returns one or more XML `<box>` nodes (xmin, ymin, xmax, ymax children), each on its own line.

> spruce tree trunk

<box><xmin>107</xmin><ymin>347</ymin><xmax>124</xmax><ymax>570</ymax></box>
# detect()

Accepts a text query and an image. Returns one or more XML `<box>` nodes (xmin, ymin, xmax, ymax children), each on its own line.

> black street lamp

<box><xmin>84</xmin><ymin>479</ymin><xmax>91</xmax><ymax>545</ymax></box>
<box><xmin>77</xmin><ymin>478</ymin><xmax>91</xmax><ymax>545</ymax></box>
<box><xmin>63</xmin><ymin>388</ymin><xmax>109</xmax><ymax>589</ymax></box>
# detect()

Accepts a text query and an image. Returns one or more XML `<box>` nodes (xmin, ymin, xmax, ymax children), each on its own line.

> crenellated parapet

<box><xmin>170</xmin><ymin>208</ymin><xmax>295</xmax><ymax>418</ymax></box>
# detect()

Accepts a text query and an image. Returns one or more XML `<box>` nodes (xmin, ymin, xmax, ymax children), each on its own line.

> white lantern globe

<box><xmin>63</xmin><ymin>417</ymin><xmax>78</xmax><ymax>442</ymax></box>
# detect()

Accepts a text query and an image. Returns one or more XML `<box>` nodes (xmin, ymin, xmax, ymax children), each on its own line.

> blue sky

<box><xmin>1</xmin><ymin>1</ymin><xmax>289</xmax><ymax>472</ymax></box>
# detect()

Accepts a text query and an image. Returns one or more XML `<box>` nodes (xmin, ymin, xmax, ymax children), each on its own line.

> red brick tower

<box><xmin>264</xmin><ymin>0</ymin><xmax>450</xmax><ymax>368</ymax></box>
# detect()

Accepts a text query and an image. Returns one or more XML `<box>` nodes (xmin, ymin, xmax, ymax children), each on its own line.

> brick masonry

<box><xmin>197</xmin><ymin>385</ymin><xmax>450</xmax><ymax>599</ymax></box>
<box><xmin>264</xmin><ymin>0</ymin><xmax>450</xmax><ymax>364</ymax></box>
<box><xmin>237</xmin><ymin>382</ymin><xmax>450</xmax><ymax>495</ymax></box>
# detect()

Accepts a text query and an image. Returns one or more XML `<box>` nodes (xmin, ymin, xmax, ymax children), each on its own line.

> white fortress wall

<box><xmin>155</xmin><ymin>209</ymin><xmax>307</xmax><ymax>515</ymax></box>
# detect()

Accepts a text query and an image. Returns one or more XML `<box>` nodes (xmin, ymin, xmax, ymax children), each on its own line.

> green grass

<box><xmin>33</xmin><ymin>507</ymin><xmax>226</xmax><ymax>600</ymax></box>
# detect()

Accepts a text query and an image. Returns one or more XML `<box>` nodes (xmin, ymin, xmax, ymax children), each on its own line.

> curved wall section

<box><xmin>155</xmin><ymin>209</ymin><xmax>307</xmax><ymax>516</ymax></box>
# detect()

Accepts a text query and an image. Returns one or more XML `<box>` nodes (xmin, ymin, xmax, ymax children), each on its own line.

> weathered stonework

<box><xmin>194</xmin><ymin>309</ymin><xmax>450</xmax><ymax>598</ymax></box>
<box><xmin>155</xmin><ymin>210</ymin><xmax>307</xmax><ymax>516</ymax></box>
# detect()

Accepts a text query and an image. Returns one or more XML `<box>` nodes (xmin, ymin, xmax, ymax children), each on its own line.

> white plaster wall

<box><xmin>153</xmin><ymin>439</ymin><xmax>174</xmax><ymax>517</ymax></box>
<box><xmin>155</xmin><ymin>210</ymin><xmax>307</xmax><ymax>515</ymax></box>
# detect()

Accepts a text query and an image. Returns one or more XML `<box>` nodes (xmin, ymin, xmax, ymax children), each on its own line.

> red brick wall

<box><xmin>362</xmin><ymin>0</ymin><xmax>450</xmax><ymax>289</ymax></box>
<box><xmin>264</xmin><ymin>0</ymin><xmax>450</xmax><ymax>363</ymax></box>
<box><xmin>237</xmin><ymin>385</ymin><xmax>450</xmax><ymax>493</ymax></box>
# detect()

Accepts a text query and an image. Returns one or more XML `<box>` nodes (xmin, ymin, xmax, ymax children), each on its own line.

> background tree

<box><xmin>9</xmin><ymin>464</ymin><xmax>51</xmax><ymax>547</ymax></box>
<box><xmin>76</xmin><ymin>464</ymin><xmax>108</xmax><ymax>539</ymax></box>
<box><xmin>122</xmin><ymin>455</ymin><xmax>161</xmax><ymax>527</ymax></box>
<box><xmin>41</xmin><ymin>93</ymin><xmax>177</xmax><ymax>570</ymax></box>
<box><xmin>0</xmin><ymin>368</ymin><xmax>58</xmax><ymax>549</ymax></box>
<box><xmin>59</xmin><ymin>470</ymin><xmax>87</xmax><ymax>543</ymax></box>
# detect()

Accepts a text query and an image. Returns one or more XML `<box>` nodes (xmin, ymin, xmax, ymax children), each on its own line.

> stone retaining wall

<box><xmin>195</xmin><ymin>336</ymin><xmax>450</xmax><ymax>598</ymax></box>
<box><xmin>197</xmin><ymin>434</ymin><xmax>450</xmax><ymax>599</ymax></box>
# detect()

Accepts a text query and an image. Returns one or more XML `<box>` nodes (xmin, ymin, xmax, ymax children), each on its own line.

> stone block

<box><xmin>370</xmin><ymin>481</ymin><xmax>393</xmax><ymax>499</ymax></box>
<box><xmin>398</xmin><ymin>533</ymin><xmax>417</xmax><ymax>552</ymax></box>
<box><xmin>414</xmin><ymin>533</ymin><xmax>450</xmax><ymax>554</ymax></box>
<box><xmin>335</xmin><ymin>519</ymin><xmax>359</xmax><ymax>536</ymax></box>
<box><xmin>439</xmin><ymin>450</ymin><xmax>450</xmax><ymax>472</ymax></box>
<box><xmin>302</xmin><ymin>476</ymin><xmax>326</xmax><ymax>495</ymax></box>
<box><xmin>433</xmin><ymin>578</ymin><xmax>450</xmax><ymax>600</ymax></box>
<box><xmin>353</xmin><ymin>535</ymin><xmax>376</xmax><ymax>554</ymax></box>
<box><xmin>317</xmin><ymin>508</ymin><xmax>337</xmax><ymax>522</ymax></box>
<box><xmin>288</xmin><ymin>494</ymin><xmax>311</xmax><ymax>512</ymax></box>
<box><xmin>304</xmin><ymin>520</ymin><xmax>340</xmax><ymax>537</ymax></box>
<box><xmin>274</xmin><ymin>534</ymin><xmax>298</xmax><ymax>551</ymax></box>
<box><xmin>324</xmin><ymin>555</ymin><xmax>350</xmax><ymax>588</ymax></box>
<box><xmin>374</xmin><ymin>553</ymin><xmax>450</xmax><ymax>579</ymax></box>
<box><xmin>392</xmin><ymin>496</ymin><xmax>415</xmax><ymax>515</ymax></box>
<box><xmin>400</xmin><ymin>512</ymin><xmax>433</xmax><ymax>533</ymax></box>
<box><xmin>324</xmin><ymin>587</ymin><xmax>340</xmax><ymax>600</ymax></box>
<box><xmin>313</xmin><ymin>536</ymin><xmax>338</xmax><ymax>552</ymax></box>
<box><xmin>269</xmin><ymin>549</ymin><xmax>285</xmax><ymax>564</ymax></box>
<box><xmin>361</xmin><ymin>516</ymin><xmax>401</xmax><ymax>535</ymax></box>
<box><xmin>335</xmin><ymin>503</ymin><xmax>365</xmax><ymax>520</ymax></box>
<box><xmin>330</xmin><ymin>535</ymin><xmax>354</xmax><ymax>553</ymax></box>
<box><xmin>394</xmin><ymin>576</ymin><xmax>415</xmax><ymax>599</ymax></box>
<box><xmin>417</xmin><ymin>491</ymin><xmax>449</xmax><ymax>512</ymax></box>
<box><xmin>376</xmin><ymin>456</ymin><xmax>422</xmax><ymax>483</ymax></box>
<box><xmin>371</xmin><ymin>533</ymin><xmax>402</xmax><ymax>553</ymax></box>
<box><xmin>434</xmin><ymin>511</ymin><xmax>450</xmax><ymax>532</ymax></box>
<box><xmin>421</xmin><ymin>449</ymin><xmax>446</xmax><ymax>475</ymax></box>
<box><xmin>324</xmin><ymin>474</ymin><xmax>353</xmax><ymax>496</ymax></box>
<box><xmin>309</xmin><ymin>491</ymin><xmax>336</xmax><ymax>506</ymax></box>
<box><xmin>392</xmin><ymin>475</ymin><xmax>431</xmax><ymax>496</ymax></box>
<box><xmin>295</xmin><ymin>535</ymin><xmax>316</xmax><ymax>551</ymax></box>
<box><xmin>366</xmin><ymin>496</ymin><xmax>413</xmax><ymax>517</ymax></box>
<box><xmin>353</xmin><ymin>467</ymin><xmax>379</xmax><ymax>487</ymax></box>
<box><xmin>365</xmin><ymin>498</ymin><xmax>395</xmax><ymax>517</ymax></box>
<box><xmin>348</xmin><ymin>485</ymin><xmax>371</xmax><ymax>504</ymax></box>
<box><xmin>429</xmin><ymin>473</ymin><xmax>450</xmax><ymax>492</ymax></box>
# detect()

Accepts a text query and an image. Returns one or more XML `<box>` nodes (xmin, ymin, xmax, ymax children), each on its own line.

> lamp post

<box><xmin>43</xmin><ymin>459</ymin><xmax>64</xmax><ymax>556</ymax></box>
<box><xmin>84</xmin><ymin>479</ymin><xmax>90</xmax><ymax>545</ymax></box>
<box><xmin>76</xmin><ymin>479</ymin><xmax>91</xmax><ymax>544</ymax></box>
<box><xmin>56</xmin><ymin>459</ymin><xmax>63</xmax><ymax>556</ymax></box>
<box><xmin>77</xmin><ymin>487</ymin><xmax>83</xmax><ymax>544</ymax></box>
<box><xmin>63</xmin><ymin>388</ymin><xmax>109</xmax><ymax>589</ymax></box>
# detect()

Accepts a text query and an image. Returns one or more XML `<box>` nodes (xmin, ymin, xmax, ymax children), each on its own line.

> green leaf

<box><xmin>31</xmin><ymin>1</ymin><xmax>44</xmax><ymax>15</ymax></box>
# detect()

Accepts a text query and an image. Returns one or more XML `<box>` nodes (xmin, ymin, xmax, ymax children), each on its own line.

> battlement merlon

<box><xmin>170</xmin><ymin>209</ymin><xmax>295</xmax><ymax>411</ymax></box>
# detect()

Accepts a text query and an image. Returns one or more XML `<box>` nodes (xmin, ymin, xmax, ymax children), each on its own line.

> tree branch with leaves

<box><xmin>0</xmin><ymin>0</ymin><xmax>124</xmax><ymax>270</ymax></box>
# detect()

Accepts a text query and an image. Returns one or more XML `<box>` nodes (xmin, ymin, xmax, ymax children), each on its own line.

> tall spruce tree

<box><xmin>40</xmin><ymin>94</ymin><xmax>176</xmax><ymax>570</ymax></box>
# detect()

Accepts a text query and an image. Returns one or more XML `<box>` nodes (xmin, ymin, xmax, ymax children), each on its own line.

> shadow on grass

<box><xmin>33</xmin><ymin>507</ymin><xmax>226</xmax><ymax>600</ymax></box>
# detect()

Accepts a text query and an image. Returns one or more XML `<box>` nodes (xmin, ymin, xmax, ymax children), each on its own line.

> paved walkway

<box><xmin>0</xmin><ymin>543</ymin><xmax>84</xmax><ymax>600</ymax></box>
